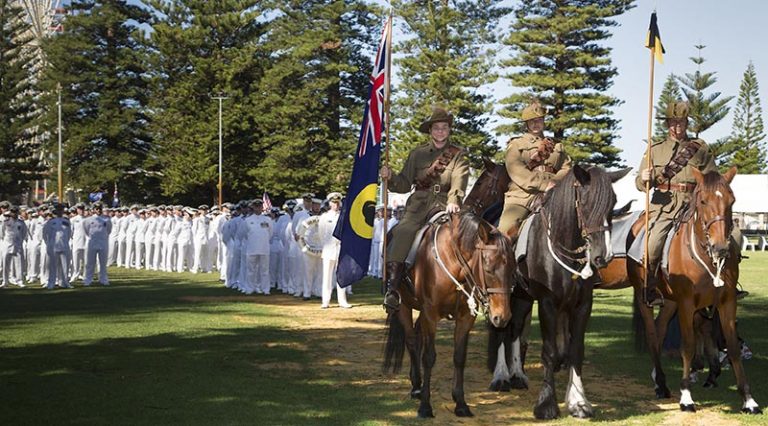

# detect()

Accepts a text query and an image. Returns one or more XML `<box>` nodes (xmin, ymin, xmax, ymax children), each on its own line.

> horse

<box><xmin>616</xmin><ymin>167</ymin><xmax>761</xmax><ymax>414</ymax></box>
<box><xmin>382</xmin><ymin>158</ymin><xmax>514</xmax><ymax>418</ymax></box>
<box><xmin>487</xmin><ymin>164</ymin><xmax>630</xmax><ymax>419</ymax></box>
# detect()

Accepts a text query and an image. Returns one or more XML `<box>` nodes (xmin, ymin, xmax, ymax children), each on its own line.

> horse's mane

<box><xmin>456</xmin><ymin>212</ymin><xmax>511</xmax><ymax>257</ymax></box>
<box><xmin>543</xmin><ymin>167</ymin><xmax>615</xmax><ymax>239</ymax></box>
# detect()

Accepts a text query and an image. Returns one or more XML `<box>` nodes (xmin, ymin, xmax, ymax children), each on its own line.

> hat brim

<box><xmin>418</xmin><ymin>117</ymin><xmax>453</xmax><ymax>134</ymax></box>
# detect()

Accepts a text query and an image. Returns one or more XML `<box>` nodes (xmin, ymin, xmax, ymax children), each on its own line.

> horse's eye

<box><xmin>700</xmin><ymin>199</ymin><xmax>706</xmax><ymax>205</ymax></box>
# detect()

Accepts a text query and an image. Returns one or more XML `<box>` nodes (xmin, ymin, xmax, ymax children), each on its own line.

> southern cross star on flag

<box><xmin>334</xmin><ymin>16</ymin><xmax>392</xmax><ymax>288</ymax></box>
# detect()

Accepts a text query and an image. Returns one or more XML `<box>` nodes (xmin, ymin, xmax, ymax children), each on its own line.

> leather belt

<box><xmin>414</xmin><ymin>182</ymin><xmax>442</xmax><ymax>194</ymax></box>
<box><xmin>656</xmin><ymin>182</ymin><xmax>696</xmax><ymax>193</ymax></box>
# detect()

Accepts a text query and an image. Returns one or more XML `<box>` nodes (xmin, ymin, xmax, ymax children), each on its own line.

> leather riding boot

<box><xmin>644</xmin><ymin>265</ymin><xmax>664</xmax><ymax>307</ymax></box>
<box><xmin>383</xmin><ymin>261</ymin><xmax>406</xmax><ymax>312</ymax></box>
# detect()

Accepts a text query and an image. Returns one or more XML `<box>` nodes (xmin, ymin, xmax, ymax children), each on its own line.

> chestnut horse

<box><xmin>382</xmin><ymin>159</ymin><xmax>514</xmax><ymax>418</ymax></box>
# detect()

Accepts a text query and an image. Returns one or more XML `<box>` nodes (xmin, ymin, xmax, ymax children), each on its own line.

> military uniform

<box><xmin>43</xmin><ymin>205</ymin><xmax>72</xmax><ymax>289</ymax></box>
<box><xmin>83</xmin><ymin>204</ymin><xmax>112</xmax><ymax>286</ymax></box>
<box><xmin>383</xmin><ymin>107</ymin><xmax>469</xmax><ymax>310</ymax></box>
<box><xmin>499</xmin><ymin>102</ymin><xmax>572</xmax><ymax>235</ymax></box>
<box><xmin>318</xmin><ymin>193</ymin><xmax>351</xmax><ymax>309</ymax></box>
<box><xmin>636</xmin><ymin>101</ymin><xmax>717</xmax><ymax>305</ymax></box>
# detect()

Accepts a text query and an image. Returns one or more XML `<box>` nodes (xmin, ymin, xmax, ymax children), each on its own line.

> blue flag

<box><xmin>335</xmin><ymin>16</ymin><xmax>391</xmax><ymax>287</ymax></box>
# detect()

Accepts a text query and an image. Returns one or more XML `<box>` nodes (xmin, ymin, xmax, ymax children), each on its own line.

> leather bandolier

<box><xmin>413</xmin><ymin>145</ymin><xmax>464</xmax><ymax>191</ymax></box>
<box><xmin>655</xmin><ymin>139</ymin><xmax>703</xmax><ymax>185</ymax></box>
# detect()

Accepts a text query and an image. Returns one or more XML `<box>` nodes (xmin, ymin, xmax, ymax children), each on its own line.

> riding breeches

<box><xmin>497</xmin><ymin>202</ymin><xmax>530</xmax><ymax>236</ymax></box>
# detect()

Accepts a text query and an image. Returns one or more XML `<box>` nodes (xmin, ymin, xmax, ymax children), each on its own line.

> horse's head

<box><xmin>463</xmin><ymin>157</ymin><xmax>510</xmax><ymax>216</ymax></box>
<box><xmin>547</xmin><ymin>165</ymin><xmax>630</xmax><ymax>271</ymax></box>
<box><xmin>691</xmin><ymin>167</ymin><xmax>737</xmax><ymax>261</ymax></box>
<box><xmin>476</xmin><ymin>220</ymin><xmax>513</xmax><ymax>328</ymax></box>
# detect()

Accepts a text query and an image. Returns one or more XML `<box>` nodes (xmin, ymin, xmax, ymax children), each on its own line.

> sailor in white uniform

<box><xmin>83</xmin><ymin>202</ymin><xmax>112</xmax><ymax>286</ymax></box>
<box><xmin>318</xmin><ymin>193</ymin><xmax>350</xmax><ymax>308</ymax></box>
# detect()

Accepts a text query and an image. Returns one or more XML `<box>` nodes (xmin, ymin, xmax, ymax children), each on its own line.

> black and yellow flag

<box><xmin>645</xmin><ymin>12</ymin><xmax>665</xmax><ymax>64</ymax></box>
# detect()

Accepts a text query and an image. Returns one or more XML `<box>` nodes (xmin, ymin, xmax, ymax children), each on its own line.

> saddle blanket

<box><xmin>627</xmin><ymin>220</ymin><xmax>675</xmax><ymax>277</ymax></box>
<box><xmin>610</xmin><ymin>210</ymin><xmax>642</xmax><ymax>258</ymax></box>
<box><xmin>404</xmin><ymin>211</ymin><xmax>449</xmax><ymax>267</ymax></box>
<box><xmin>514</xmin><ymin>214</ymin><xmax>535</xmax><ymax>262</ymax></box>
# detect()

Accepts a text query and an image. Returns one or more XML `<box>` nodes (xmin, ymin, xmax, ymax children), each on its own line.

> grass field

<box><xmin>1</xmin><ymin>252</ymin><xmax>766</xmax><ymax>425</ymax></box>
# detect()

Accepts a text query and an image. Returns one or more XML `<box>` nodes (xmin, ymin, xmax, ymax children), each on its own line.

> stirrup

<box><xmin>383</xmin><ymin>290</ymin><xmax>401</xmax><ymax>312</ymax></box>
<box><xmin>645</xmin><ymin>290</ymin><xmax>664</xmax><ymax>307</ymax></box>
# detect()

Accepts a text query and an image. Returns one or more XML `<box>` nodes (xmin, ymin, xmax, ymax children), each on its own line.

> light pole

<box><xmin>57</xmin><ymin>82</ymin><xmax>63</xmax><ymax>201</ymax></box>
<box><xmin>212</xmin><ymin>95</ymin><xmax>228</xmax><ymax>208</ymax></box>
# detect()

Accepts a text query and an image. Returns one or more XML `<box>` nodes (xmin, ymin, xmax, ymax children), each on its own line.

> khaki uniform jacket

<box><xmin>503</xmin><ymin>133</ymin><xmax>572</xmax><ymax>208</ymax></box>
<box><xmin>389</xmin><ymin>142</ymin><xmax>469</xmax><ymax>206</ymax></box>
<box><xmin>635</xmin><ymin>136</ymin><xmax>717</xmax><ymax>215</ymax></box>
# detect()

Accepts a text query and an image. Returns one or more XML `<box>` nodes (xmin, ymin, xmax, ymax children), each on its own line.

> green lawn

<box><xmin>0</xmin><ymin>253</ymin><xmax>766</xmax><ymax>425</ymax></box>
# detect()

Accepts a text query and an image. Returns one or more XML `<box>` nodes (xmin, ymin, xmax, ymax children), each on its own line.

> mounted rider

<box><xmin>637</xmin><ymin>101</ymin><xmax>717</xmax><ymax>307</ymax></box>
<box><xmin>380</xmin><ymin>106</ymin><xmax>469</xmax><ymax>311</ymax></box>
<box><xmin>498</xmin><ymin>101</ymin><xmax>572</xmax><ymax>236</ymax></box>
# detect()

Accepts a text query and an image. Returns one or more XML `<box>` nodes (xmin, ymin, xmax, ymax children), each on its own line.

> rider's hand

<box><xmin>446</xmin><ymin>203</ymin><xmax>460</xmax><ymax>214</ymax></box>
<box><xmin>641</xmin><ymin>168</ymin><xmax>653</xmax><ymax>183</ymax></box>
<box><xmin>380</xmin><ymin>166</ymin><xmax>391</xmax><ymax>180</ymax></box>
<box><xmin>544</xmin><ymin>181</ymin><xmax>556</xmax><ymax>192</ymax></box>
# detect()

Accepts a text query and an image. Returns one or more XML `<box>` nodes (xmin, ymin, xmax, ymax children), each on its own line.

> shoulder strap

<box><xmin>657</xmin><ymin>139</ymin><xmax>702</xmax><ymax>183</ymax></box>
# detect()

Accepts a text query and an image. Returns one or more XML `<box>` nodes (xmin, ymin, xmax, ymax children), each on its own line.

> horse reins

<box><xmin>464</xmin><ymin>166</ymin><xmax>502</xmax><ymax>215</ymax></box>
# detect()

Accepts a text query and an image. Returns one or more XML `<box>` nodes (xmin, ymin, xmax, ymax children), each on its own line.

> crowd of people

<box><xmin>0</xmin><ymin>194</ymin><xmax>406</xmax><ymax>309</ymax></box>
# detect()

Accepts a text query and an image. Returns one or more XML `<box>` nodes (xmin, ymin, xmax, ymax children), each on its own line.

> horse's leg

<box><xmin>417</xmin><ymin>310</ymin><xmax>438</xmax><ymax>418</ymax></box>
<box><xmin>509</xmin><ymin>297</ymin><xmax>533</xmax><ymax>389</ymax></box>
<box><xmin>403</xmin><ymin>308</ymin><xmax>422</xmax><ymax>399</ymax></box>
<box><xmin>452</xmin><ymin>312</ymin><xmax>476</xmax><ymax>417</ymax></box>
<box><xmin>564</xmin><ymin>293</ymin><xmax>594</xmax><ymax>418</ymax></box>
<box><xmin>555</xmin><ymin>311</ymin><xmax>569</xmax><ymax>371</ymax></box>
<box><xmin>533</xmin><ymin>296</ymin><xmax>560</xmax><ymax>420</ymax></box>
<box><xmin>636</xmin><ymin>286</ymin><xmax>671</xmax><ymax>398</ymax></box>
<box><xmin>677</xmin><ymin>301</ymin><xmax>697</xmax><ymax>412</ymax></box>
<box><xmin>718</xmin><ymin>298</ymin><xmax>762</xmax><ymax>414</ymax></box>
<box><xmin>488</xmin><ymin>320</ymin><xmax>513</xmax><ymax>392</ymax></box>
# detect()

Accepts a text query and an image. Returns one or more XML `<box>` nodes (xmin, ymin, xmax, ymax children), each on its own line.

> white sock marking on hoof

<box><xmin>492</xmin><ymin>343</ymin><xmax>510</xmax><ymax>383</ymax></box>
<box><xmin>680</xmin><ymin>389</ymin><xmax>694</xmax><ymax>406</ymax></box>
<box><xmin>510</xmin><ymin>338</ymin><xmax>528</xmax><ymax>383</ymax></box>
<box><xmin>744</xmin><ymin>397</ymin><xmax>760</xmax><ymax>410</ymax></box>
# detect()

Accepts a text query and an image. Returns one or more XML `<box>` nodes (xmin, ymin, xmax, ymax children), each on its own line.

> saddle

<box><xmin>404</xmin><ymin>210</ymin><xmax>450</xmax><ymax>268</ymax></box>
<box><xmin>626</xmin><ymin>205</ymin><xmax>693</xmax><ymax>279</ymax></box>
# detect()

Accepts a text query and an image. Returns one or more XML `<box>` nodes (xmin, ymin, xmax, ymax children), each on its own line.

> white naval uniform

<box><xmin>144</xmin><ymin>216</ymin><xmax>156</xmax><ymax>270</ymax></box>
<box><xmin>269</xmin><ymin>216</ymin><xmax>283</xmax><ymax>288</ymax></box>
<box><xmin>124</xmin><ymin>214</ymin><xmax>139</xmax><ymax>268</ymax></box>
<box><xmin>151</xmin><ymin>215</ymin><xmax>164</xmax><ymax>271</ymax></box>
<box><xmin>175</xmin><ymin>218</ymin><xmax>193</xmax><ymax>272</ymax></box>
<box><xmin>227</xmin><ymin>215</ymin><xmax>245</xmax><ymax>289</ymax></box>
<box><xmin>26</xmin><ymin>216</ymin><xmax>44</xmax><ymax>282</ymax></box>
<box><xmin>318</xmin><ymin>210</ymin><xmax>349</xmax><ymax>308</ymax></box>
<box><xmin>163</xmin><ymin>215</ymin><xmax>180</xmax><ymax>272</ymax></box>
<box><xmin>212</xmin><ymin>213</ymin><xmax>229</xmax><ymax>281</ymax></box>
<box><xmin>83</xmin><ymin>214</ymin><xmax>112</xmax><ymax>285</ymax></box>
<box><xmin>297</xmin><ymin>213</ymin><xmax>323</xmax><ymax>298</ymax></box>
<box><xmin>1</xmin><ymin>217</ymin><xmax>28</xmax><ymax>287</ymax></box>
<box><xmin>192</xmin><ymin>215</ymin><xmax>211</xmax><ymax>273</ymax></box>
<box><xmin>43</xmin><ymin>216</ymin><xmax>72</xmax><ymax>289</ymax></box>
<box><xmin>108</xmin><ymin>214</ymin><xmax>119</xmax><ymax>265</ymax></box>
<box><xmin>134</xmin><ymin>217</ymin><xmax>148</xmax><ymax>269</ymax></box>
<box><xmin>369</xmin><ymin>216</ymin><xmax>383</xmax><ymax>278</ymax></box>
<box><xmin>277</xmin><ymin>213</ymin><xmax>294</xmax><ymax>294</ymax></box>
<box><xmin>221</xmin><ymin>214</ymin><xmax>238</xmax><ymax>288</ymax></box>
<box><xmin>242</xmin><ymin>213</ymin><xmax>272</xmax><ymax>294</ymax></box>
<box><xmin>70</xmin><ymin>214</ymin><xmax>86</xmax><ymax>280</ymax></box>
<box><xmin>291</xmin><ymin>208</ymin><xmax>310</xmax><ymax>297</ymax></box>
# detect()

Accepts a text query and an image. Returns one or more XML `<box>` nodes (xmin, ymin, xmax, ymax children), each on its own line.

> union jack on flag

<box><xmin>358</xmin><ymin>17</ymin><xmax>391</xmax><ymax>158</ymax></box>
<box><xmin>334</xmin><ymin>16</ymin><xmax>392</xmax><ymax>288</ymax></box>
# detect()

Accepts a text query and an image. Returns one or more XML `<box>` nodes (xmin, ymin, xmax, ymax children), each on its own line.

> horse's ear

<box><xmin>608</xmin><ymin>167</ymin><xmax>632</xmax><ymax>183</ymax></box>
<box><xmin>478</xmin><ymin>221</ymin><xmax>491</xmax><ymax>243</ymax></box>
<box><xmin>691</xmin><ymin>167</ymin><xmax>704</xmax><ymax>186</ymax></box>
<box><xmin>573</xmin><ymin>164</ymin><xmax>590</xmax><ymax>186</ymax></box>
<box><xmin>723</xmin><ymin>166</ymin><xmax>738</xmax><ymax>184</ymax></box>
<box><xmin>482</xmin><ymin>156</ymin><xmax>495</xmax><ymax>171</ymax></box>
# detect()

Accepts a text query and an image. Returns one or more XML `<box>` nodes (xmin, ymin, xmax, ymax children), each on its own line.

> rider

<box><xmin>637</xmin><ymin>101</ymin><xmax>717</xmax><ymax>307</ymax></box>
<box><xmin>380</xmin><ymin>106</ymin><xmax>469</xmax><ymax>311</ymax></box>
<box><xmin>498</xmin><ymin>101</ymin><xmax>572</xmax><ymax>236</ymax></box>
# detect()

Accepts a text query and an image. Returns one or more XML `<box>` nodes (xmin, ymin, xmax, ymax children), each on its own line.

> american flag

<box><xmin>262</xmin><ymin>191</ymin><xmax>272</xmax><ymax>210</ymax></box>
<box><xmin>358</xmin><ymin>17</ymin><xmax>391</xmax><ymax>158</ymax></box>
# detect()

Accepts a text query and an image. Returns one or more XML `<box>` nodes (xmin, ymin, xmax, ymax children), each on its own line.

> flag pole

<box><xmin>643</xmin><ymin>44</ymin><xmax>656</xmax><ymax>294</ymax></box>
<box><xmin>381</xmin><ymin>10</ymin><xmax>393</xmax><ymax>293</ymax></box>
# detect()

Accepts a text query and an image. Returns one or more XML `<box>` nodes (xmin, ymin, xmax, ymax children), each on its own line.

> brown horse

<box><xmin>599</xmin><ymin>167</ymin><xmax>761</xmax><ymax>414</ymax></box>
<box><xmin>382</xmin><ymin>160</ymin><xmax>514</xmax><ymax>418</ymax></box>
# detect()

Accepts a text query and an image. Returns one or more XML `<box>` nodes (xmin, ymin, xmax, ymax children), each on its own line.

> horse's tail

<box><xmin>632</xmin><ymin>295</ymin><xmax>647</xmax><ymax>353</ymax></box>
<box><xmin>383</xmin><ymin>311</ymin><xmax>406</xmax><ymax>374</ymax></box>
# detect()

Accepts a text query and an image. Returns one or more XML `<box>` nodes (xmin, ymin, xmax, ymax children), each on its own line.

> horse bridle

<box><xmin>463</xmin><ymin>166</ymin><xmax>502</xmax><ymax>215</ymax></box>
<box><xmin>691</xmin><ymin>188</ymin><xmax>732</xmax><ymax>259</ymax></box>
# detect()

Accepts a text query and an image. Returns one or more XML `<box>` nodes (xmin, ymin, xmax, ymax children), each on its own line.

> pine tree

<box><xmin>719</xmin><ymin>62</ymin><xmax>766</xmax><ymax>173</ymax></box>
<box><xmin>653</xmin><ymin>74</ymin><xmax>681</xmax><ymax>140</ymax></box>
<box><xmin>0</xmin><ymin>0</ymin><xmax>43</xmax><ymax>200</ymax></box>
<box><xmin>247</xmin><ymin>0</ymin><xmax>380</xmax><ymax>198</ymax></box>
<box><xmin>40</xmin><ymin>0</ymin><xmax>152</xmax><ymax>202</ymax></box>
<box><xmin>676</xmin><ymin>45</ymin><xmax>733</xmax><ymax>138</ymax></box>
<box><xmin>144</xmin><ymin>0</ymin><xmax>269</xmax><ymax>204</ymax></box>
<box><xmin>498</xmin><ymin>0</ymin><xmax>634</xmax><ymax>167</ymax></box>
<box><xmin>389</xmin><ymin>0</ymin><xmax>507</xmax><ymax>170</ymax></box>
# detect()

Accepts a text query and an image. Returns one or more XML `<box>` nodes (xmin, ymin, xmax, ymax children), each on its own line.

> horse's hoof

<box><xmin>410</xmin><ymin>389</ymin><xmax>421</xmax><ymax>399</ymax></box>
<box><xmin>655</xmin><ymin>387</ymin><xmax>671</xmax><ymax>399</ymax></box>
<box><xmin>703</xmin><ymin>379</ymin><xmax>718</xmax><ymax>389</ymax></box>
<box><xmin>510</xmin><ymin>375</ymin><xmax>529</xmax><ymax>390</ymax></box>
<box><xmin>489</xmin><ymin>379</ymin><xmax>510</xmax><ymax>392</ymax></box>
<box><xmin>454</xmin><ymin>404</ymin><xmax>474</xmax><ymax>417</ymax></box>
<box><xmin>417</xmin><ymin>406</ymin><xmax>434</xmax><ymax>418</ymax></box>
<box><xmin>680</xmin><ymin>403</ymin><xmax>696</xmax><ymax>412</ymax></box>
<box><xmin>741</xmin><ymin>406</ymin><xmax>762</xmax><ymax>415</ymax></box>
<box><xmin>534</xmin><ymin>401</ymin><xmax>560</xmax><ymax>420</ymax></box>
<box><xmin>569</xmin><ymin>402</ymin><xmax>594</xmax><ymax>419</ymax></box>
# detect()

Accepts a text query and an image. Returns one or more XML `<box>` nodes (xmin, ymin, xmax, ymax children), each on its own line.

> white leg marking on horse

<box><xmin>651</xmin><ymin>368</ymin><xmax>659</xmax><ymax>390</ymax></box>
<box><xmin>566</xmin><ymin>367</ymin><xmax>591</xmax><ymax>414</ymax></box>
<box><xmin>604</xmin><ymin>220</ymin><xmax>612</xmax><ymax>259</ymax></box>
<box><xmin>680</xmin><ymin>389</ymin><xmax>694</xmax><ymax>406</ymax></box>
<box><xmin>715</xmin><ymin>190</ymin><xmax>723</xmax><ymax>198</ymax></box>
<box><xmin>510</xmin><ymin>337</ymin><xmax>528</xmax><ymax>384</ymax></box>
<box><xmin>744</xmin><ymin>397</ymin><xmax>760</xmax><ymax>410</ymax></box>
<box><xmin>492</xmin><ymin>342</ymin><xmax>510</xmax><ymax>383</ymax></box>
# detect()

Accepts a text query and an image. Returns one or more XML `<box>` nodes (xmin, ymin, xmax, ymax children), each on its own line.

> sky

<box><xmin>482</xmin><ymin>0</ymin><xmax>768</xmax><ymax>168</ymax></box>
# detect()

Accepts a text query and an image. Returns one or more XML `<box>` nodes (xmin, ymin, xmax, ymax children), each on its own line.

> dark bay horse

<box><xmin>382</xmin><ymin>159</ymin><xmax>514</xmax><ymax>418</ymax></box>
<box><xmin>616</xmin><ymin>167</ymin><xmax>761</xmax><ymax>414</ymax></box>
<box><xmin>487</xmin><ymin>165</ymin><xmax>629</xmax><ymax>419</ymax></box>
